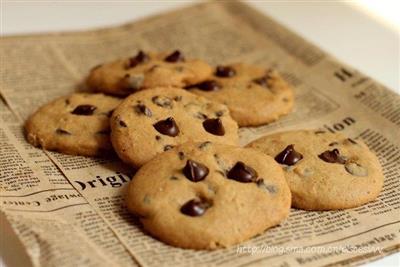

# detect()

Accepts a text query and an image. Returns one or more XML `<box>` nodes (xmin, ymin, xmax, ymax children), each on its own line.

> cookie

<box><xmin>110</xmin><ymin>87</ymin><xmax>239</xmax><ymax>167</ymax></box>
<box><xmin>186</xmin><ymin>63</ymin><xmax>294</xmax><ymax>126</ymax></box>
<box><xmin>86</xmin><ymin>50</ymin><xmax>213</xmax><ymax>96</ymax></box>
<box><xmin>126</xmin><ymin>142</ymin><xmax>291</xmax><ymax>249</ymax></box>
<box><xmin>25</xmin><ymin>93</ymin><xmax>121</xmax><ymax>156</ymax></box>
<box><xmin>247</xmin><ymin>130</ymin><xmax>384</xmax><ymax>210</ymax></box>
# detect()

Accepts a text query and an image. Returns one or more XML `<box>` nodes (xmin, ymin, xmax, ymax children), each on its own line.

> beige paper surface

<box><xmin>1</xmin><ymin>2</ymin><xmax>399</xmax><ymax>266</ymax></box>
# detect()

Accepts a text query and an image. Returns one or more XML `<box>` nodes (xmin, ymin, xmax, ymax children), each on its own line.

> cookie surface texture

<box><xmin>110</xmin><ymin>87</ymin><xmax>239</xmax><ymax>167</ymax></box>
<box><xmin>25</xmin><ymin>93</ymin><xmax>121</xmax><ymax>156</ymax></box>
<box><xmin>126</xmin><ymin>142</ymin><xmax>291</xmax><ymax>249</ymax></box>
<box><xmin>187</xmin><ymin>63</ymin><xmax>294</xmax><ymax>126</ymax></box>
<box><xmin>87</xmin><ymin>50</ymin><xmax>212</xmax><ymax>96</ymax></box>
<box><xmin>247</xmin><ymin>130</ymin><xmax>384</xmax><ymax>210</ymax></box>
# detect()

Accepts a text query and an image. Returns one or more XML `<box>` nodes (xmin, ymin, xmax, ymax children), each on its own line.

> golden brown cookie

<box><xmin>25</xmin><ymin>93</ymin><xmax>121</xmax><ymax>156</ymax></box>
<box><xmin>110</xmin><ymin>87</ymin><xmax>239</xmax><ymax>167</ymax></box>
<box><xmin>126</xmin><ymin>142</ymin><xmax>291</xmax><ymax>249</ymax></box>
<box><xmin>247</xmin><ymin>130</ymin><xmax>384</xmax><ymax>210</ymax></box>
<box><xmin>87</xmin><ymin>50</ymin><xmax>212</xmax><ymax>96</ymax></box>
<box><xmin>186</xmin><ymin>63</ymin><xmax>294</xmax><ymax>126</ymax></box>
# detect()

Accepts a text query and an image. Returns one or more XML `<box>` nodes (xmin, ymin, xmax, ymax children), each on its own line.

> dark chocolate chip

<box><xmin>182</xmin><ymin>159</ymin><xmax>209</xmax><ymax>182</ymax></box>
<box><xmin>55</xmin><ymin>128</ymin><xmax>71</xmax><ymax>135</ymax></box>
<box><xmin>329</xmin><ymin>142</ymin><xmax>339</xmax><ymax>146</ymax></box>
<box><xmin>275</xmin><ymin>145</ymin><xmax>303</xmax><ymax>166</ymax></box>
<box><xmin>227</xmin><ymin>161</ymin><xmax>258</xmax><ymax>183</ymax></box>
<box><xmin>318</xmin><ymin>149</ymin><xmax>346</xmax><ymax>164</ymax></box>
<box><xmin>71</xmin><ymin>105</ymin><xmax>97</xmax><ymax>115</ymax></box>
<box><xmin>178</xmin><ymin>151</ymin><xmax>185</xmax><ymax>160</ymax></box>
<box><xmin>96</xmin><ymin>129</ymin><xmax>111</xmax><ymax>135</ymax></box>
<box><xmin>153</xmin><ymin>117</ymin><xmax>179</xmax><ymax>137</ymax></box>
<box><xmin>164</xmin><ymin>50</ymin><xmax>185</xmax><ymax>62</ymax></box>
<box><xmin>185</xmin><ymin>80</ymin><xmax>220</xmax><ymax>91</ymax></box>
<box><xmin>180</xmin><ymin>199</ymin><xmax>210</xmax><ymax>217</ymax></box>
<box><xmin>119</xmin><ymin>120</ymin><xmax>127</xmax><ymax>127</ymax></box>
<box><xmin>215</xmin><ymin>65</ymin><xmax>236</xmax><ymax>77</ymax></box>
<box><xmin>164</xmin><ymin>145</ymin><xmax>174</xmax><ymax>151</ymax></box>
<box><xmin>203</xmin><ymin>118</ymin><xmax>225</xmax><ymax>136</ymax></box>
<box><xmin>127</xmin><ymin>50</ymin><xmax>149</xmax><ymax>68</ymax></box>
<box><xmin>155</xmin><ymin>135</ymin><xmax>161</xmax><ymax>141</ymax></box>
<box><xmin>134</xmin><ymin>104</ymin><xmax>152</xmax><ymax>117</ymax></box>
<box><xmin>152</xmin><ymin>96</ymin><xmax>173</xmax><ymax>109</ymax></box>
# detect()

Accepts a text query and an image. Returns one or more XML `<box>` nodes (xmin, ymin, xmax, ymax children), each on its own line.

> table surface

<box><xmin>1</xmin><ymin>1</ymin><xmax>399</xmax><ymax>267</ymax></box>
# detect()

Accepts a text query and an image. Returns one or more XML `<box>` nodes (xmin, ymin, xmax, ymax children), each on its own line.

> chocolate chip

<box><xmin>152</xmin><ymin>96</ymin><xmax>173</xmax><ymax>109</ymax></box>
<box><xmin>186</xmin><ymin>80</ymin><xmax>220</xmax><ymax>91</ymax></box>
<box><xmin>127</xmin><ymin>50</ymin><xmax>149</xmax><ymax>68</ymax></box>
<box><xmin>96</xmin><ymin>129</ymin><xmax>110</xmax><ymax>135</ymax></box>
<box><xmin>178</xmin><ymin>151</ymin><xmax>185</xmax><ymax>160</ymax></box>
<box><xmin>164</xmin><ymin>145</ymin><xmax>174</xmax><ymax>151</ymax></box>
<box><xmin>183</xmin><ymin>159</ymin><xmax>209</xmax><ymax>182</ymax></box>
<box><xmin>329</xmin><ymin>142</ymin><xmax>339</xmax><ymax>146</ymax></box>
<box><xmin>134</xmin><ymin>104</ymin><xmax>152</xmax><ymax>117</ymax></box>
<box><xmin>55</xmin><ymin>128</ymin><xmax>71</xmax><ymax>135</ymax></box>
<box><xmin>345</xmin><ymin>162</ymin><xmax>368</xmax><ymax>176</ymax></box>
<box><xmin>180</xmin><ymin>199</ymin><xmax>210</xmax><ymax>216</ymax></box>
<box><xmin>155</xmin><ymin>135</ymin><xmax>161</xmax><ymax>141</ymax></box>
<box><xmin>164</xmin><ymin>50</ymin><xmax>185</xmax><ymax>62</ymax></box>
<box><xmin>71</xmin><ymin>105</ymin><xmax>97</xmax><ymax>115</ymax></box>
<box><xmin>153</xmin><ymin>117</ymin><xmax>179</xmax><ymax>137</ymax></box>
<box><xmin>318</xmin><ymin>149</ymin><xmax>346</xmax><ymax>164</ymax></box>
<box><xmin>203</xmin><ymin>118</ymin><xmax>225</xmax><ymax>136</ymax></box>
<box><xmin>119</xmin><ymin>120</ymin><xmax>127</xmax><ymax>127</ymax></box>
<box><xmin>215</xmin><ymin>65</ymin><xmax>236</xmax><ymax>77</ymax></box>
<box><xmin>275</xmin><ymin>145</ymin><xmax>303</xmax><ymax>166</ymax></box>
<box><xmin>227</xmin><ymin>161</ymin><xmax>258</xmax><ymax>183</ymax></box>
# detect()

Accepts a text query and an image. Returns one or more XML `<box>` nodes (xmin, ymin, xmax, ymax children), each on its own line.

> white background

<box><xmin>1</xmin><ymin>1</ymin><xmax>399</xmax><ymax>267</ymax></box>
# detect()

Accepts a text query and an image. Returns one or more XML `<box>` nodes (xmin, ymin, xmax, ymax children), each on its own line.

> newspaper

<box><xmin>1</xmin><ymin>1</ymin><xmax>399</xmax><ymax>266</ymax></box>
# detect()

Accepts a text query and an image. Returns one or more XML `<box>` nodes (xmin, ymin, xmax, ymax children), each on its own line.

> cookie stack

<box><xmin>25</xmin><ymin>50</ymin><xmax>383</xmax><ymax>249</ymax></box>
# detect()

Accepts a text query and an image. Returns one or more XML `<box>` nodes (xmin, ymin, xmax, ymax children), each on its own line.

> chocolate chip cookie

<box><xmin>247</xmin><ymin>130</ymin><xmax>384</xmax><ymax>210</ymax></box>
<box><xmin>86</xmin><ymin>50</ymin><xmax>212</xmax><ymax>96</ymax></box>
<box><xmin>126</xmin><ymin>142</ymin><xmax>291</xmax><ymax>249</ymax></box>
<box><xmin>186</xmin><ymin>63</ymin><xmax>294</xmax><ymax>127</ymax></box>
<box><xmin>25</xmin><ymin>93</ymin><xmax>121</xmax><ymax>156</ymax></box>
<box><xmin>110</xmin><ymin>88</ymin><xmax>239</xmax><ymax>167</ymax></box>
